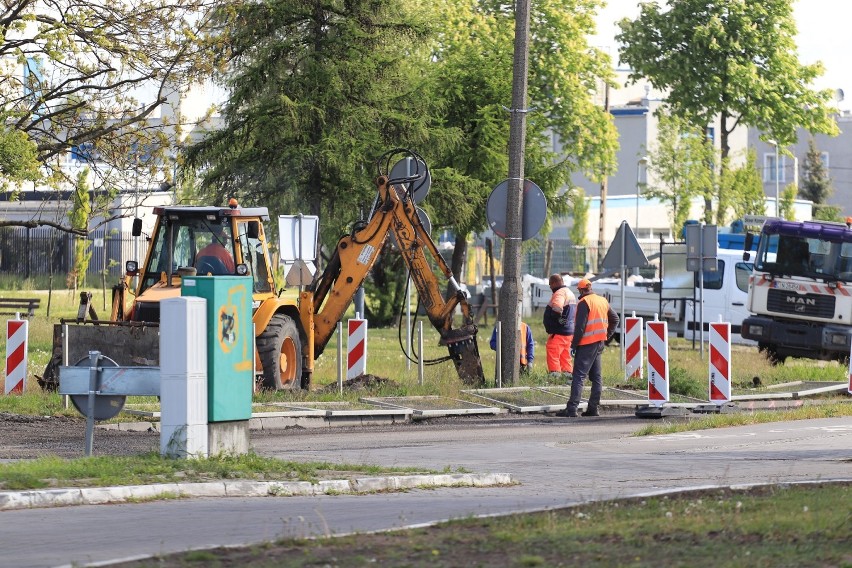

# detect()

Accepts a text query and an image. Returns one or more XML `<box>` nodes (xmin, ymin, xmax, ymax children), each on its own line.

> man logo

<box><xmin>786</xmin><ymin>296</ymin><xmax>816</xmax><ymax>306</ymax></box>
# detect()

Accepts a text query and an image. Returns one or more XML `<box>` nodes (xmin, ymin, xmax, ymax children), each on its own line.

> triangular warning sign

<box><xmin>601</xmin><ymin>221</ymin><xmax>649</xmax><ymax>270</ymax></box>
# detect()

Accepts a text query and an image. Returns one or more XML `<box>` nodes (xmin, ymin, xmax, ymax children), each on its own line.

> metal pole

<box><xmin>417</xmin><ymin>321</ymin><xmax>424</xmax><ymax>386</ymax></box>
<box><xmin>619</xmin><ymin>222</ymin><xmax>626</xmax><ymax>370</ymax></box>
<box><xmin>774</xmin><ymin>142</ymin><xmax>780</xmax><ymax>218</ymax></box>
<box><xmin>406</xmin><ymin>276</ymin><xmax>411</xmax><ymax>371</ymax></box>
<box><xmin>495</xmin><ymin>320</ymin><xmax>502</xmax><ymax>388</ymax></box>
<box><xmin>699</xmin><ymin>226</ymin><xmax>705</xmax><ymax>360</ymax></box>
<box><xmin>337</xmin><ymin>321</ymin><xmax>343</xmax><ymax>395</ymax></box>
<box><xmin>84</xmin><ymin>351</ymin><xmax>101</xmax><ymax>457</ymax></box>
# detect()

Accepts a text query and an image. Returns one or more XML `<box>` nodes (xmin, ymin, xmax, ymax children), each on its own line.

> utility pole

<box><xmin>498</xmin><ymin>0</ymin><xmax>531</xmax><ymax>387</ymax></box>
<box><xmin>597</xmin><ymin>82</ymin><xmax>610</xmax><ymax>270</ymax></box>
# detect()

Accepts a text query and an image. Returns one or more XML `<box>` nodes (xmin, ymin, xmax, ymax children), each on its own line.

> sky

<box><xmin>592</xmin><ymin>0</ymin><xmax>851</xmax><ymax>109</ymax></box>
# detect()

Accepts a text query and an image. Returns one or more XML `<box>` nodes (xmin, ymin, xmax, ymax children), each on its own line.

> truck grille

<box><xmin>766</xmin><ymin>289</ymin><xmax>836</xmax><ymax>319</ymax></box>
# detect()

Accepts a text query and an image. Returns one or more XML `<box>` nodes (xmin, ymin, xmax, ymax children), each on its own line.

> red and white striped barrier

<box><xmin>347</xmin><ymin>317</ymin><xmax>368</xmax><ymax>379</ymax></box>
<box><xmin>709</xmin><ymin>322</ymin><xmax>732</xmax><ymax>404</ymax></box>
<box><xmin>5</xmin><ymin>318</ymin><xmax>28</xmax><ymax>394</ymax></box>
<box><xmin>625</xmin><ymin>315</ymin><xmax>643</xmax><ymax>380</ymax></box>
<box><xmin>646</xmin><ymin>321</ymin><xmax>668</xmax><ymax>406</ymax></box>
<box><xmin>848</xmin><ymin>342</ymin><xmax>852</xmax><ymax>396</ymax></box>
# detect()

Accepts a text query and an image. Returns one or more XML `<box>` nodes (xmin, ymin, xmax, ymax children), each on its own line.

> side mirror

<box><xmin>743</xmin><ymin>232</ymin><xmax>754</xmax><ymax>251</ymax></box>
<box><xmin>132</xmin><ymin>218</ymin><xmax>142</xmax><ymax>237</ymax></box>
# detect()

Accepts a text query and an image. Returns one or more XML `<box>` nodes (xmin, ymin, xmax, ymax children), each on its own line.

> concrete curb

<box><xmin>0</xmin><ymin>472</ymin><xmax>514</xmax><ymax>511</ymax></box>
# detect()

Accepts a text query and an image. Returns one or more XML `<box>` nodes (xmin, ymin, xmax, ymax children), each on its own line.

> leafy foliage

<box><xmin>186</xmin><ymin>0</ymin><xmax>444</xmax><ymax>245</ymax></box>
<box><xmin>645</xmin><ymin>110</ymin><xmax>715</xmax><ymax>233</ymax></box>
<box><xmin>800</xmin><ymin>138</ymin><xmax>838</xmax><ymax>221</ymax></box>
<box><xmin>68</xmin><ymin>170</ymin><xmax>92</xmax><ymax>288</ymax></box>
<box><xmin>722</xmin><ymin>150</ymin><xmax>766</xmax><ymax>223</ymax></box>
<box><xmin>0</xmin><ymin>0</ymin><xmax>218</xmax><ymax>228</ymax></box>
<box><xmin>779</xmin><ymin>184</ymin><xmax>797</xmax><ymax>221</ymax></box>
<box><xmin>617</xmin><ymin>0</ymin><xmax>838</xmax><ymax>223</ymax></box>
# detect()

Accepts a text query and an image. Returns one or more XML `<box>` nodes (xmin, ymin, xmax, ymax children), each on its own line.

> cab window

<box><xmin>237</xmin><ymin>220</ymin><xmax>273</xmax><ymax>293</ymax></box>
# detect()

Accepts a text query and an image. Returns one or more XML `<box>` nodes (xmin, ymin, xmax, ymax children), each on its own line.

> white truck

<box><xmin>560</xmin><ymin>247</ymin><xmax>755</xmax><ymax>344</ymax></box>
<box><xmin>740</xmin><ymin>218</ymin><xmax>852</xmax><ymax>364</ymax></box>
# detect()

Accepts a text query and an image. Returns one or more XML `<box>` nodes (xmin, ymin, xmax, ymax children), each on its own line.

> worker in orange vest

<box><xmin>556</xmin><ymin>278</ymin><xmax>618</xmax><ymax>418</ymax></box>
<box><xmin>490</xmin><ymin>321</ymin><xmax>535</xmax><ymax>374</ymax></box>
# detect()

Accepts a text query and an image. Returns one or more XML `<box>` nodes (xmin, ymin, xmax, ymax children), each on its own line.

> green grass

<box><xmin>101</xmin><ymin>482</ymin><xmax>852</xmax><ymax>567</ymax></box>
<box><xmin>0</xmin><ymin>452</ymin><xmax>430</xmax><ymax>491</ymax></box>
<box><xmin>633</xmin><ymin>399</ymin><xmax>852</xmax><ymax>436</ymax></box>
<box><xmin>0</xmin><ymin>289</ymin><xmax>849</xmax><ymax>419</ymax></box>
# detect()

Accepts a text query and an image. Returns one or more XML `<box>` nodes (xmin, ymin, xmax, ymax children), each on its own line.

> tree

<box><xmin>645</xmin><ymin>111</ymin><xmax>715</xmax><ymax>234</ymax></box>
<box><xmin>569</xmin><ymin>188</ymin><xmax>589</xmax><ymax>246</ymax></box>
<box><xmin>800</xmin><ymin>138</ymin><xmax>839</xmax><ymax>220</ymax></box>
<box><xmin>617</xmin><ymin>0</ymin><xmax>838</xmax><ymax>216</ymax></box>
<box><xmin>185</xmin><ymin>0</ymin><xmax>444</xmax><ymax>243</ymax></box>
<box><xmin>723</xmin><ymin>150</ymin><xmax>766</xmax><ymax>222</ymax></box>
<box><xmin>430</xmin><ymin>0</ymin><xmax>618</xmax><ymax>282</ymax></box>
<box><xmin>68</xmin><ymin>170</ymin><xmax>92</xmax><ymax>289</ymax></box>
<box><xmin>779</xmin><ymin>183</ymin><xmax>797</xmax><ymax>221</ymax></box>
<box><xmin>0</xmin><ymin>0</ymin><xmax>218</xmax><ymax>233</ymax></box>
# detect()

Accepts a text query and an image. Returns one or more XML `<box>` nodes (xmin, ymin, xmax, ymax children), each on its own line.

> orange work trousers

<box><xmin>546</xmin><ymin>334</ymin><xmax>573</xmax><ymax>373</ymax></box>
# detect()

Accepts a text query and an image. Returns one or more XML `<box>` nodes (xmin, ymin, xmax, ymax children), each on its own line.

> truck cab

<box><xmin>741</xmin><ymin>218</ymin><xmax>852</xmax><ymax>364</ymax></box>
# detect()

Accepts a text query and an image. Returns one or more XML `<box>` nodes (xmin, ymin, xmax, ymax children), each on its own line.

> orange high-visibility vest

<box><xmin>577</xmin><ymin>293</ymin><xmax>609</xmax><ymax>345</ymax></box>
<box><xmin>520</xmin><ymin>322</ymin><xmax>529</xmax><ymax>365</ymax></box>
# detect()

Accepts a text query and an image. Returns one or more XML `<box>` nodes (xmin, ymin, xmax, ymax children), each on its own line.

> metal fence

<box><xmin>0</xmin><ymin>227</ymin><xmax>141</xmax><ymax>282</ymax></box>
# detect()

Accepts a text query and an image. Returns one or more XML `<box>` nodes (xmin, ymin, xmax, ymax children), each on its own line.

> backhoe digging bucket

<box><xmin>441</xmin><ymin>325</ymin><xmax>485</xmax><ymax>387</ymax></box>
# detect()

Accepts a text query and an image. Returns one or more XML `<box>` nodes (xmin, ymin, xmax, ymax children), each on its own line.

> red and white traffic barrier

<box><xmin>847</xmin><ymin>342</ymin><xmax>852</xmax><ymax>396</ymax></box>
<box><xmin>625</xmin><ymin>315</ymin><xmax>643</xmax><ymax>380</ymax></box>
<box><xmin>709</xmin><ymin>322</ymin><xmax>732</xmax><ymax>404</ymax></box>
<box><xmin>646</xmin><ymin>320</ymin><xmax>669</xmax><ymax>406</ymax></box>
<box><xmin>347</xmin><ymin>317</ymin><xmax>368</xmax><ymax>379</ymax></box>
<box><xmin>5</xmin><ymin>318</ymin><xmax>28</xmax><ymax>394</ymax></box>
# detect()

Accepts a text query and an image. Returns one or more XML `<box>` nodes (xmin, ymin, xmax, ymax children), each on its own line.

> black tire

<box><xmin>256</xmin><ymin>313</ymin><xmax>303</xmax><ymax>390</ymax></box>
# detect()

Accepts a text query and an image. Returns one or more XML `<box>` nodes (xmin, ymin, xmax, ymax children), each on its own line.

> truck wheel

<box><xmin>257</xmin><ymin>313</ymin><xmax>303</xmax><ymax>390</ymax></box>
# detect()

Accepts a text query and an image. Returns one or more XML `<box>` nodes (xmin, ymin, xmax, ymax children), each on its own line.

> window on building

<box><xmin>763</xmin><ymin>153</ymin><xmax>786</xmax><ymax>183</ymax></box>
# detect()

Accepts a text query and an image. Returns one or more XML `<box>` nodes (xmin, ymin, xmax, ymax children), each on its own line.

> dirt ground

<box><xmin>0</xmin><ymin>412</ymin><xmax>158</xmax><ymax>460</ymax></box>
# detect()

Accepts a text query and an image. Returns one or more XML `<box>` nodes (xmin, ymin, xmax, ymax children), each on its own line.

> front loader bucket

<box><xmin>39</xmin><ymin>322</ymin><xmax>160</xmax><ymax>391</ymax></box>
<box><xmin>441</xmin><ymin>325</ymin><xmax>485</xmax><ymax>387</ymax></box>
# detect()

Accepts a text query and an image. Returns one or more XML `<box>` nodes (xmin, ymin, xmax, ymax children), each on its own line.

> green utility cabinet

<box><xmin>181</xmin><ymin>276</ymin><xmax>253</xmax><ymax>422</ymax></box>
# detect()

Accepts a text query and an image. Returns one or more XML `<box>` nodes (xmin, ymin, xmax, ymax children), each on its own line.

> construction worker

<box><xmin>543</xmin><ymin>274</ymin><xmax>576</xmax><ymax>379</ymax></box>
<box><xmin>196</xmin><ymin>225</ymin><xmax>235</xmax><ymax>274</ymax></box>
<box><xmin>490</xmin><ymin>320</ymin><xmax>535</xmax><ymax>373</ymax></box>
<box><xmin>556</xmin><ymin>278</ymin><xmax>618</xmax><ymax>418</ymax></box>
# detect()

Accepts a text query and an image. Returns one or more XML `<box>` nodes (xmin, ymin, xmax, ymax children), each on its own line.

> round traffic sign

<box><xmin>486</xmin><ymin>179</ymin><xmax>547</xmax><ymax>241</ymax></box>
<box><xmin>389</xmin><ymin>157</ymin><xmax>431</xmax><ymax>203</ymax></box>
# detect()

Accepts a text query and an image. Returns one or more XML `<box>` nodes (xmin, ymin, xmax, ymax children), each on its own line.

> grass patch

<box><xmin>633</xmin><ymin>400</ymin><xmax>852</xmax><ymax>436</ymax></box>
<box><xmin>0</xmin><ymin>452</ymin><xmax>429</xmax><ymax>491</ymax></box>
<box><xmin>1</xmin><ymin>289</ymin><xmax>849</xmax><ymax>421</ymax></box>
<box><xmin>105</xmin><ymin>482</ymin><xmax>852</xmax><ymax>567</ymax></box>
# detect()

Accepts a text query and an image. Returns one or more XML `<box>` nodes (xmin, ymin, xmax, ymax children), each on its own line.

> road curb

<box><xmin>0</xmin><ymin>472</ymin><xmax>514</xmax><ymax>511</ymax></box>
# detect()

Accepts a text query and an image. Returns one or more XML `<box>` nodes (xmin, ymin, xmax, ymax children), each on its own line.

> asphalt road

<box><xmin>3</xmin><ymin>414</ymin><xmax>851</xmax><ymax>568</ymax></box>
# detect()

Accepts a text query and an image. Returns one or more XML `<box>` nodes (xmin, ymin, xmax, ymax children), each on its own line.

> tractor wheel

<box><xmin>257</xmin><ymin>313</ymin><xmax>303</xmax><ymax>390</ymax></box>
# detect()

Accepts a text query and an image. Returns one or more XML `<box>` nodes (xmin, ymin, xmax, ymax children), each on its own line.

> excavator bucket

<box><xmin>440</xmin><ymin>325</ymin><xmax>485</xmax><ymax>387</ymax></box>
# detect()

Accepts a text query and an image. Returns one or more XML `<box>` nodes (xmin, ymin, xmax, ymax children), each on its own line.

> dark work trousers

<box><xmin>566</xmin><ymin>341</ymin><xmax>605</xmax><ymax>414</ymax></box>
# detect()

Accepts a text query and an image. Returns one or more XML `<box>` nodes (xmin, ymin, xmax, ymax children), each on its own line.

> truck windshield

<box><xmin>755</xmin><ymin>232</ymin><xmax>850</xmax><ymax>281</ymax></box>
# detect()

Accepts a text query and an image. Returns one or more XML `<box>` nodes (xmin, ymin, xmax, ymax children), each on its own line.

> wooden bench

<box><xmin>0</xmin><ymin>298</ymin><xmax>41</xmax><ymax>318</ymax></box>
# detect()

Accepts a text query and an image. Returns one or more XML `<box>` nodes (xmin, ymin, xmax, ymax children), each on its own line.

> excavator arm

<box><xmin>309</xmin><ymin>175</ymin><xmax>485</xmax><ymax>386</ymax></box>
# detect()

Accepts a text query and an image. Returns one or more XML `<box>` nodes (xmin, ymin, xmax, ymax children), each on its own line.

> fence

<box><xmin>470</xmin><ymin>237</ymin><xmax>661</xmax><ymax>282</ymax></box>
<box><xmin>0</xmin><ymin>227</ymin><xmax>141</xmax><ymax>282</ymax></box>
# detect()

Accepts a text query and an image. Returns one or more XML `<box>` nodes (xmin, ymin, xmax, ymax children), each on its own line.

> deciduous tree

<box><xmin>617</xmin><ymin>0</ymin><xmax>838</xmax><ymax>216</ymax></box>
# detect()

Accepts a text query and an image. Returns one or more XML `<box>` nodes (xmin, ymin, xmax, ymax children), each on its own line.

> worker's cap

<box><xmin>577</xmin><ymin>278</ymin><xmax>592</xmax><ymax>290</ymax></box>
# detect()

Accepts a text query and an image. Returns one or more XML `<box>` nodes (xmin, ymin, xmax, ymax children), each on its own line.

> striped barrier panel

<box><xmin>709</xmin><ymin>322</ymin><xmax>732</xmax><ymax>404</ymax></box>
<box><xmin>625</xmin><ymin>316</ymin><xmax>643</xmax><ymax>380</ymax></box>
<box><xmin>347</xmin><ymin>318</ymin><xmax>368</xmax><ymax>379</ymax></box>
<box><xmin>646</xmin><ymin>321</ymin><xmax>668</xmax><ymax>407</ymax></box>
<box><xmin>5</xmin><ymin>318</ymin><xmax>28</xmax><ymax>394</ymax></box>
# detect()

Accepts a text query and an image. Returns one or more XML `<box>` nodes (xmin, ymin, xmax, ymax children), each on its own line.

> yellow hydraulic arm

<box><xmin>308</xmin><ymin>175</ymin><xmax>485</xmax><ymax>386</ymax></box>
